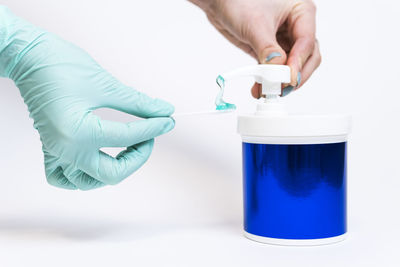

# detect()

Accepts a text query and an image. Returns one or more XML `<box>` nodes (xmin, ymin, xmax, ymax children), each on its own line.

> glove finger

<box><xmin>46</xmin><ymin>166</ymin><xmax>77</xmax><ymax>190</ymax></box>
<box><xmin>80</xmin><ymin>139</ymin><xmax>154</xmax><ymax>185</ymax></box>
<box><xmin>61</xmin><ymin>164</ymin><xmax>105</xmax><ymax>191</ymax></box>
<box><xmin>102</xmin><ymin>84</ymin><xmax>175</xmax><ymax>118</ymax></box>
<box><xmin>98</xmin><ymin>117</ymin><xmax>174</xmax><ymax>147</ymax></box>
<box><xmin>43</xmin><ymin>151</ymin><xmax>77</xmax><ymax>190</ymax></box>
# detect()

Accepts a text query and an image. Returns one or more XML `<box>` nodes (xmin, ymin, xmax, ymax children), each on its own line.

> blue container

<box><xmin>243</xmin><ymin>142</ymin><xmax>346</xmax><ymax>244</ymax></box>
<box><xmin>238</xmin><ymin>114</ymin><xmax>351</xmax><ymax>245</ymax></box>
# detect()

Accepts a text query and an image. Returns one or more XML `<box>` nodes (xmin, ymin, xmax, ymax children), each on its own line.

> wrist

<box><xmin>0</xmin><ymin>6</ymin><xmax>45</xmax><ymax>79</ymax></box>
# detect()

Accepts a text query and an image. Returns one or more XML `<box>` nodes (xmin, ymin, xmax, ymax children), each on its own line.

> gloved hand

<box><xmin>0</xmin><ymin>6</ymin><xmax>175</xmax><ymax>190</ymax></box>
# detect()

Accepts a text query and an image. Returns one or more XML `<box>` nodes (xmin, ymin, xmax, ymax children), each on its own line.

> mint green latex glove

<box><xmin>0</xmin><ymin>6</ymin><xmax>175</xmax><ymax>190</ymax></box>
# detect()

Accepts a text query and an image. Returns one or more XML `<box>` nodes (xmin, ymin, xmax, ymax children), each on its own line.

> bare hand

<box><xmin>191</xmin><ymin>0</ymin><xmax>321</xmax><ymax>97</ymax></box>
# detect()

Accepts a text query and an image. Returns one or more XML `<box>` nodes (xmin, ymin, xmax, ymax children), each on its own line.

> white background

<box><xmin>0</xmin><ymin>0</ymin><xmax>399</xmax><ymax>266</ymax></box>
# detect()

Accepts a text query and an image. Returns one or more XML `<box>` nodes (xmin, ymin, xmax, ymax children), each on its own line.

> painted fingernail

<box><xmin>265</xmin><ymin>52</ymin><xmax>282</xmax><ymax>63</ymax></box>
<box><xmin>296</xmin><ymin>72</ymin><xmax>302</xmax><ymax>87</ymax></box>
<box><xmin>281</xmin><ymin>85</ymin><xmax>294</xmax><ymax>97</ymax></box>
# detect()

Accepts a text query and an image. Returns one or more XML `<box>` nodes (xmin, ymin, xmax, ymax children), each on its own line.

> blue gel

<box><xmin>215</xmin><ymin>75</ymin><xmax>236</xmax><ymax>111</ymax></box>
<box><xmin>216</xmin><ymin>102</ymin><xmax>236</xmax><ymax>110</ymax></box>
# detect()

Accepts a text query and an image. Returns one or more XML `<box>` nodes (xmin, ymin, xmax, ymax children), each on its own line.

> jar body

<box><xmin>242</xmin><ymin>140</ymin><xmax>347</xmax><ymax>245</ymax></box>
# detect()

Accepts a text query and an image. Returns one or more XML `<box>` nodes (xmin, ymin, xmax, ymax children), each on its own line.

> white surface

<box><xmin>243</xmin><ymin>232</ymin><xmax>347</xmax><ymax>246</ymax></box>
<box><xmin>0</xmin><ymin>0</ymin><xmax>399</xmax><ymax>266</ymax></box>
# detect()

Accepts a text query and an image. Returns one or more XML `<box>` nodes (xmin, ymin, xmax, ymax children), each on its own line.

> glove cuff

<box><xmin>0</xmin><ymin>6</ymin><xmax>45</xmax><ymax>78</ymax></box>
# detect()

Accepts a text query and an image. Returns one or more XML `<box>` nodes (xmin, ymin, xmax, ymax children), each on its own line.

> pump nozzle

<box><xmin>219</xmin><ymin>65</ymin><xmax>290</xmax><ymax>99</ymax></box>
<box><xmin>217</xmin><ymin>64</ymin><xmax>291</xmax><ymax>116</ymax></box>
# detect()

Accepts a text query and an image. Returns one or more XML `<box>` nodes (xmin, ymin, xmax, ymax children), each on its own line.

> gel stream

<box><xmin>215</xmin><ymin>75</ymin><xmax>236</xmax><ymax>111</ymax></box>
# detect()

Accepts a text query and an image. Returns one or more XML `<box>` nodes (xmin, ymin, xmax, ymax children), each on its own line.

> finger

<box><xmin>296</xmin><ymin>40</ymin><xmax>321</xmax><ymax>88</ymax></box>
<box><xmin>247</xmin><ymin>24</ymin><xmax>288</xmax><ymax>98</ymax></box>
<box><xmin>43</xmin><ymin>151</ymin><xmax>77</xmax><ymax>190</ymax></box>
<box><xmin>98</xmin><ymin>117</ymin><xmax>175</xmax><ymax>147</ymax></box>
<box><xmin>286</xmin><ymin>37</ymin><xmax>315</xmax><ymax>86</ymax></box>
<box><xmin>215</xmin><ymin>28</ymin><xmax>257</xmax><ymax>59</ymax></box>
<box><xmin>102</xmin><ymin>83</ymin><xmax>175</xmax><ymax>118</ymax></box>
<box><xmin>61</xmin><ymin>164</ymin><xmax>105</xmax><ymax>191</ymax></box>
<box><xmin>246</xmin><ymin>23</ymin><xmax>287</xmax><ymax>64</ymax></box>
<box><xmin>251</xmin><ymin>83</ymin><xmax>261</xmax><ymax>99</ymax></box>
<box><xmin>46</xmin><ymin>166</ymin><xmax>77</xmax><ymax>190</ymax></box>
<box><xmin>286</xmin><ymin>2</ymin><xmax>316</xmax><ymax>85</ymax></box>
<box><xmin>81</xmin><ymin>139</ymin><xmax>155</xmax><ymax>185</ymax></box>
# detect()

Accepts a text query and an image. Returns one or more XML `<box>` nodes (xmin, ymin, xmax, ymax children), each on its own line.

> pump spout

<box><xmin>220</xmin><ymin>65</ymin><xmax>267</xmax><ymax>83</ymax></box>
<box><xmin>219</xmin><ymin>64</ymin><xmax>291</xmax><ymax>98</ymax></box>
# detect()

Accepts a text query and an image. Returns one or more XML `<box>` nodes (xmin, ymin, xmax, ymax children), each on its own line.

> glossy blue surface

<box><xmin>242</xmin><ymin>142</ymin><xmax>347</xmax><ymax>239</ymax></box>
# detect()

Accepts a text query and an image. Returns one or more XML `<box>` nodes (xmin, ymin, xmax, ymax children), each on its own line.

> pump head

<box><xmin>218</xmin><ymin>64</ymin><xmax>291</xmax><ymax>116</ymax></box>
<box><xmin>219</xmin><ymin>64</ymin><xmax>291</xmax><ymax>100</ymax></box>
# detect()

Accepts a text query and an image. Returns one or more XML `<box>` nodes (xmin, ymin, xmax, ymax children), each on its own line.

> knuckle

<box><xmin>248</xmin><ymin>13</ymin><xmax>264</xmax><ymax>26</ymax></box>
<box><xmin>106</xmin><ymin>177</ymin><xmax>122</xmax><ymax>186</ymax></box>
<box><xmin>305</xmin><ymin>36</ymin><xmax>316</xmax><ymax>48</ymax></box>
<box><xmin>101</xmin><ymin>168</ymin><xmax>125</xmax><ymax>185</ymax></box>
<box><xmin>78</xmin><ymin>185</ymin><xmax>94</xmax><ymax>191</ymax></box>
<box><xmin>45</xmin><ymin>176</ymin><xmax>57</xmax><ymax>186</ymax></box>
<box><xmin>46</xmin><ymin>170</ymin><xmax>75</xmax><ymax>189</ymax></box>
<box><xmin>317</xmin><ymin>54</ymin><xmax>322</xmax><ymax>67</ymax></box>
<box><xmin>315</xmin><ymin>44</ymin><xmax>322</xmax><ymax>66</ymax></box>
<box><xmin>308</xmin><ymin>1</ymin><xmax>317</xmax><ymax>13</ymax></box>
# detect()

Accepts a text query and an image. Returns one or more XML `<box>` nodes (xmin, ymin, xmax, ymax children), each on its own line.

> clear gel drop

<box><xmin>215</xmin><ymin>75</ymin><xmax>236</xmax><ymax>111</ymax></box>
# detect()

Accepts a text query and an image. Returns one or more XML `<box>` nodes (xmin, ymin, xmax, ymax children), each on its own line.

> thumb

<box><xmin>102</xmin><ymin>81</ymin><xmax>175</xmax><ymax>118</ymax></box>
<box><xmin>247</xmin><ymin>24</ymin><xmax>287</xmax><ymax>64</ymax></box>
<box><xmin>98</xmin><ymin>117</ymin><xmax>175</xmax><ymax>147</ymax></box>
<box><xmin>247</xmin><ymin>25</ymin><xmax>287</xmax><ymax>98</ymax></box>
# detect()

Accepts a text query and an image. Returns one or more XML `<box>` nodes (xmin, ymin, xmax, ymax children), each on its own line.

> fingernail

<box><xmin>296</xmin><ymin>72</ymin><xmax>302</xmax><ymax>87</ymax></box>
<box><xmin>281</xmin><ymin>85</ymin><xmax>294</xmax><ymax>97</ymax></box>
<box><xmin>265</xmin><ymin>52</ymin><xmax>282</xmax><ymax>63</ymax></box>
<box><xmin>165</xmin><ymin>103</ymin><xmax>175</xmax><ymax>116</ymax></box>
<box><xmin>164</xmin><ymin>118</ymin><xmax>175</xmax><ymax>131</ymax></box>
<box><xmin>170</xmin><ymin>116</ymin><xmax>176</xmax><ymax>125</ymax></box>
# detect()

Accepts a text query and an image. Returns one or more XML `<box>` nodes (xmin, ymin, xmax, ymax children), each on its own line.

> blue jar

<box><xmin>238</xmin><ymin>113</ymin><xmax>351</xmax><ymax>245</ymax></box>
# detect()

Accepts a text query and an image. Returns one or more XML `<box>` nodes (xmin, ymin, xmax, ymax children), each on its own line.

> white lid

<box><xmin>238</xmin><ymin>113</ymin><xmax>351</xmax><ymax>138</ymax></box>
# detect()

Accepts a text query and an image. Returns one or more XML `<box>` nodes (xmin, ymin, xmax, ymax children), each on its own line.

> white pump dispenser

<box><xmin>217</xmin><ymin>64</ymin><xmax>351</xmax><ymax>144</ymax></box>
<box><xmin>224</xmin><ymin>65</ymin><xmax>352</xmax><ymax>246</ymax></box>
<box><xmin>219</xmin><ymin>64</ymin><xmax>291</xmax><ymax>116</ymax></box>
